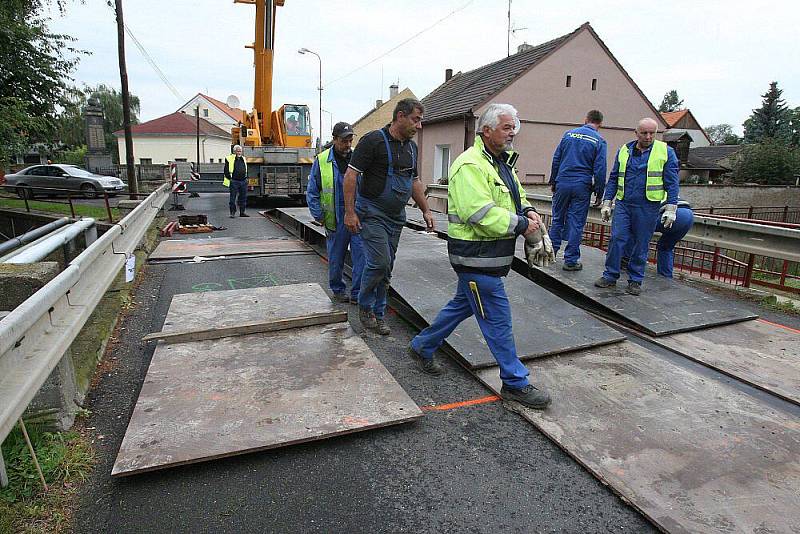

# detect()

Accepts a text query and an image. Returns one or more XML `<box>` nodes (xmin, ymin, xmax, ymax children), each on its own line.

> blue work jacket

<box><xmin>549</xmin><ymin>124</ymin><xmax>607</xmax><ymax>196</ymax></box>
<box><xmin>603</xmin><ymin>141</ymin><xmax>679</xmax><ymax>205</ymax></box>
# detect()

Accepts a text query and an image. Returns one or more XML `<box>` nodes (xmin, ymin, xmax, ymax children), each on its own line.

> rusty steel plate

<box><xmin>150</xmin><ymin>236</ymin><xmax>311</xmax><ymax>260</ymax></box>
<box><xmin>112</xmin><ymin>322</ymin><xmax>422</xmax><ymax>476</ymax></box>
<box><xmin>516</xmin><ymin>244</ymin><xmax>758</xmax><ymax>336</ymax></box>
<box><xmin>476</xmin><ymin>342</ymin><xmax>800</xmax><ymax>534</ymax></box>
<box><xmin>652</xmin><ymin>319</ymin><xmax>800</xmax><ymax>406</ymax></box>
<box><xmin>160</xmin><ymin>283</ymin><xmax>337</xmax><ymax>334</ymax></box>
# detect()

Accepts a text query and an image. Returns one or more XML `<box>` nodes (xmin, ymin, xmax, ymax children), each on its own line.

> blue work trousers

<box><xmin>228</xmin><ymin>180</ymin><xmax>247</xmax><ymax>212</ymax></box>
<box><xmin>357</xmin><ymin>216</ymin><xmax>402</xmax><ymax>319</ymax></box>
<box><xmin>603</xmin><ymin>201</ymin><xmax>661</xmax><ymax>283</ymax></box>
<box><xmin>326</xmin><ymin>224</ymin><xmax>365</xmax><ymax>299</ymax></box>
<box><xmin>620</xmin><ymin>207</ymin><xmax>694</xmax><ymax>278</ymax></box>
<box><xmin>411</xmin><ymin>272</ymin><xmax>530</xmax><ymax>389</ymax></box>
<box><xmin>549</xmin><ymin>182</ymin><xmax>592</xmax><ymax>264</ymax></box>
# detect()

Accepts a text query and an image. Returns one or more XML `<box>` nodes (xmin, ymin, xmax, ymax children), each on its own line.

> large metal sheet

<box><xmin>150</xmin><ymin>236</ymin><xmax>311</xmax><ymax>260</ymax></box>
<box><xmin>652</xmin><ymin>319</ymin><xmax>800</xmax><ymax>406</ymax></box>
<box><xmin>516</xmin><ymin>244</ymin><xmax>758</xmax><ymax>336</ymax></box>
<box><xmin>161</xmin><ymin>283</ymin><xmax>337</xmax><ymax>333</ymax></box>
<box><xmin>476</xmin><ymin>342</ymin><xmax>800</xmax><ymax>534</ymax></box>
<box><xmin>112</xmin><ymin>322</ymin><xmax>422</xmax><ymax>476</ymax></box>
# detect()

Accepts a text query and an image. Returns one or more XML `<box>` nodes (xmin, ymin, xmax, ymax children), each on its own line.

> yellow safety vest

<box><xmin>223</xmin><ymin>154</ymin><xmax>247</xmax><ymax>188</ymax></box>
<box><xmin>317</xmin><ymin>149</ymin><xmax>336</xmax><ymax>230</ymax></box>
<box><xmin>616</xmin><ymin>140</ymin><xmax>667</xmax><ymax>202</ymax></box>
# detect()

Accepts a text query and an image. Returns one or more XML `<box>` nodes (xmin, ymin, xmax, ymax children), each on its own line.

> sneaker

<box><xmin>332</xmin><ymin>293</ymin><xmax>350</xmax><ymax>303</ymax></box>
<box><xmin>562</xmin><ymin>262</ymin><xmax>583</xmax><ymax>271</ymax></box>
<box><xmin>594</xmin><ymin>277</ymin><xmax>616</xmax><ymax>288</ymax></box>
<box><xmin>358</xmin><ymin>307</ymin><xmax>377</xmax><ymax>330</ymax></box>
<box><xmin>239</xmin><ymin>212</ymin><xmax>250</xmax><ymax>217</ymax></box>
<box><xmin>407</xmin><ymin>345</ymin><xmax>444</xmax><ymax>376</ymax></box>
<box><xmin>374</xmin><ymin>318</ymin><xmax>391</xmax><ymax>335</ymax></box>
<box><xmin>626</xmin><ymin>281</ymin><xmax>642</xmax><ymax>296</ymax></box>
<box><xmin>500</xmin><ymin>383</ymin><xmax>551</xmax><ymax>410</ymax></box>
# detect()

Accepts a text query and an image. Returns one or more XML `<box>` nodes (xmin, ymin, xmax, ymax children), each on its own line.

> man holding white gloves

<box><xmin>408</xmin><ymin>103</ymin><xmax>553</xmax><ymax>410</ymax></box>
<box><xmin>595</xmin><ymin>118</ymin><xmax>679</xmax><ymax>295</ymax></box>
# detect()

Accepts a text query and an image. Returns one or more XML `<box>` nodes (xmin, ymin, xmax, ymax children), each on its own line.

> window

<box><xmin>433</xmin><ymin>144</ymin><xmax>451</xmax><ymax>182</ymax></box>
<box><xmin>203</xmin><ymin>108</ymin><xmax>209</xmax><ymax>117</ymax></box>
<box><xmin>566</xmin><ymin>75</ymin><xmax>572</xmax><ymax>88</ymax></box>
<box><xmin>175</xmin><ymin>158</ymin><xmax>188</xmax><ymax>162</ymax></box>
<box><xmin>140</xmin><ymin>158</ymin><xmax>152</xmax><ymax>165</ymax></box>
<box><xmin>209</xmin><ymin>158</ymin><xmax>214</xmax><ymax>163</ymax></box>
<box><xmin>591</xmin><ymin>78</ymin><xmax>597</xmax><ymax>91</ymax></box>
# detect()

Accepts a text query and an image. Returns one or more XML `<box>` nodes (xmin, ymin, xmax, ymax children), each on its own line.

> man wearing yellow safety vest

<box><xmin>306</xmin><ymin>122</ymin><xmax>364</xmax><ymax>304</ymax></box>
<box><xmin>595</xmin><ymin>117</ymin><xmax>680</xmax><ymax>295</ymax></box>
<box><xmin>223</xmin><ymin>144</ymin><xmax>249</xmax><ymax>218</ymax></box>
<box><xmin>409</xmin><ymin>103</ymin><xmax>553</xmax><ymax>410</ymax></box>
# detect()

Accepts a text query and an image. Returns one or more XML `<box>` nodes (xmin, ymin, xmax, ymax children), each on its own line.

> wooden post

<box><xmin>115</xmin><ymin>0</ymin><xmax>138</xmax><ymax>200</ymax></box>
<box><xmin>710</xmin><ymin>247</ymin><xmax>719</xmax><ymax>280</ymax></box>
<box><xmin>743</xmin><ymin>253</ymin><xmax>755</xmax><ymax>288</ymax></box>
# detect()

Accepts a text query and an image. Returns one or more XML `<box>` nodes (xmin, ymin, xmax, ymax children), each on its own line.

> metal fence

<box><xmin>695</xmin><ymin>205</ymin><xmax>800</xmax><ymax>224</ymax></box>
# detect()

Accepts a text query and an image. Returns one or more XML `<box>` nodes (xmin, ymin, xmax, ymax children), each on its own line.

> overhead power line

<box><xmin>326</xmin><ymin>0</ymin><xmax>474</xmax><ymax>87</ymax></box>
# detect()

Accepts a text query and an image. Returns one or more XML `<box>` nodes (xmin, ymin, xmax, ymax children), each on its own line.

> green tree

<box><xmin>658</xmin><ymin>90</ymin><xmax>684</xmax><ymax>113</ymax></box>
<box><xmin>790</xmin><ymin>106</ymin><xmax>800</xmax><ymax>147</ymax></box>
<box><xmin>705</xmin><ymin>124</ymin><xmax>741</xmax><ymax>145</ymax></box>
<box><xmin>0</xmin><ymin>0</ymin><xmax>84</xmax><ymax>166</ymax></box>
<box><xmin>732</xmin><ymin>139</ymin><xmax>800</xmax><ymax>185</ymax></box>
<box><xmin>743</xmin><ymin>81</ymin><xmax>791</xmax><ymax>144</ymax></box>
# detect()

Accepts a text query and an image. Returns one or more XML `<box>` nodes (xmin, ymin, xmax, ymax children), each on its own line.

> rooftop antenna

<box><xmin>507</xmin><ymin>0</ymin><xmax>527</xmax><ymax>56</ymax></box>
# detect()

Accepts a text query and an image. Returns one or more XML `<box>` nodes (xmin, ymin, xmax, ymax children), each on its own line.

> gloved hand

<box><xmin>600</xmin><ymin>200</ymin><xmax>613</xmax><ymax>222</ymax></box>
<box><xmin>524</xmin><ymin>221</ymin><xmax>556</xmax><ymax>268</ymax></box>
<box><xmin>661</xmin><ymin>203</ymin><xmax>677</xmax><ymax>229</ymax></box>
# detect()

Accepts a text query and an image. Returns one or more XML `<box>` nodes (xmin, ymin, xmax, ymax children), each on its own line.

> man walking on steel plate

<box><xmin>595</xmin><ymin>118</ymin><xmax>679</xmax><ymax>295</ymax></box>
<box><xmin>408</xmin><ymin>103</ymin><xmax>553</xmax><ymax>410</ymax></box>
<box><xmin>223</xmin><ymin>144</ymin><xmax>249</xmax><ymax>218</ymax></box>
<box><xmin>307</xmin><ymin>122</ymin><xmax>365</xmax><ymax>304</ymax></box>
<box><xmin>548</xmin><ymin>110</ymin><xmax>607</xmax><ymax>271</ymax></box>
<box><xmin>343</xmin><ymin>98</ymin><xmax>435</xmax><ymax>335</ymax></box>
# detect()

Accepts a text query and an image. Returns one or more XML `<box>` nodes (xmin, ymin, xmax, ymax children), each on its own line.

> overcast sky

<box><xmin>48</xmin><ymin>0</ymin><xmax>799</xmax><ymax>139</ymax></box>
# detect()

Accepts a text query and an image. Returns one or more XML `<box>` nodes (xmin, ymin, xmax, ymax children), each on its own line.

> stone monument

<box><xmin>84</xmin><ymin>96</ymin><xmax>114</xmax><ymax>174</ymax></box>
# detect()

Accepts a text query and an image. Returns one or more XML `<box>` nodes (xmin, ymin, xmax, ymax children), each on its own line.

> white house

<box><xmin>176</xmin><ymin>93</ymin><xmax>245</xmax><ymax>133</ymax></box>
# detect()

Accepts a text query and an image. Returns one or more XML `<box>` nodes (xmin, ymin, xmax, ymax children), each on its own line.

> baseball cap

<box><xmin>332</xmin><ymin>122</ymin><xmax>354</xmax><ymax>138</ymax></box>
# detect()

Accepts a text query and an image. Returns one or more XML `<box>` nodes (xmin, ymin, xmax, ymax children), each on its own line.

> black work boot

<box><xmin>332</xmin><ymin>293</ymin><xmax>350</xmax><ymax>304</ymax></box>
<box><xmin>626</xmin><ymin>281</ymin><xmax>642</xmax><ymax>296</ymax></box>
<box><xmin>594</xmin><ymin>276</ymin><xmax>616</xmax><ymax>288</ymax></box>
<box><xmin>358</xmin><ymin>307</ymin><xmax>377</xmax><ymax>330</ymax></box>
<box><xmin>229</xmin><ymin>209</ymin><xmax>236</xmax><ymax>218</ymax></box>
<box><xmin>500</xmin><ymin>383</ymin><xmax>551</xmax><ymax>410</ymax></box>
<box><xmin>407</xmin><ymin>346</ymin><xmax>444</xmax><ymax>376</ymax></box>
<box><xmin>562</xmin><ymin>262</ymin><xmax>583</xmax><ymax>271</ymax></box>
<box><xmin>239</xmin><ymin>211</ymin><xmax>249</xmax><ymax>217</ymax></box>
<box><xmin>374</xmin><ymin>318</ymin><xmax>391</xmax><ymax>335</ymax></box>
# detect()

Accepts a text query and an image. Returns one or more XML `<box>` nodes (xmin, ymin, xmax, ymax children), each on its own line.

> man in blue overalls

<box><xmin>306</xmin><ymin>121</ymin><xmax>364</xmax><ymax>303</ymax></box>
<box><xmin>343</xmin><ymin>98</ymin><xmax>435</xmax><ymax>335</ymax></box>
<box><xmin>621</xmin><ymin>200</ymin><xmax>694</xmax><ymax>278</ymax></box>
<box><xmin>595</xmin><ymin>118</ymin><xmax>679</xmax><ymax>295</ymax></box>
<box><xmin>548</xmin><ymin>110</ymin><xmax>607</xmax><ymax>271</ymax></box>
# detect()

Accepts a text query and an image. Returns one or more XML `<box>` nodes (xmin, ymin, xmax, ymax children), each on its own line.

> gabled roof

<box><xmin>687</xmin><ymin>153</ymin><xmax>727</xmax><ymax>171</ymax></box>
<box><xmin>113</xmin><ymin>112</ymin><xmax>230</xmax><ymax>137</ymax></box>
<box><xmin>421</xmin><ymin>23</ymin><xmax>666</xmax><ymax>127</ymax></box>
<box><xmin>689</xmin><ymin>145</ymin><xmax>745</xmax><ymax>165</ymax></box>
<box><xmin>177</xmin><ymin>93</ymin><xmax>246</xmax><ymax>123</ymax></box>
<box><xmin>661</xmin><ymin>110</ymin><xmax>689</xmax><ymax>127</ymax></box>
<box><xmin>353</xmin><ymin>87</ymin><xmax>417</xmax><ymax>128</ymax></box>
<box><xmin>663</xmin><ymin>131</ymin><xmax>693</xmax><ymax>143</ymax></box>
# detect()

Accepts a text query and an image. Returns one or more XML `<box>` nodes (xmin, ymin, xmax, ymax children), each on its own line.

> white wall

<box><xmin>177</xmin><ymin>95</ymin><xmax>238</xmax><ymax>131</ymax></box>
<box><xmin>116</xmin><ymin>135</ymin><xmax>232</xmax><ymax>164</ymax></box>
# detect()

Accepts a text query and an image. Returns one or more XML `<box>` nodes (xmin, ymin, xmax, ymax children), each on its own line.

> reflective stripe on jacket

<box><xmin>447</xmin><ymin>135</ymin><xmax>531</xmax><ymax>277</ymax></box>
<box><xmin>616</xmin><ymin>140</ymin><xmax>667</xmax><ymax>202</ymax></box>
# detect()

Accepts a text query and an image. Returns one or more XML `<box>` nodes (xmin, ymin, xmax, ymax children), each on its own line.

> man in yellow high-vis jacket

<box><xmin>595</xmin><ymin>118</ymin><xmax>679</xmax><ymax>295</ymax></box>
<box><xmin>224</xmin><ymin>145</ymin><xmax>249</xmax><ymax>218</ymax></box>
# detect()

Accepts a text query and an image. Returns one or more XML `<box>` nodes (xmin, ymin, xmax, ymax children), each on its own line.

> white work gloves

<box><xmin>600</xmin><ymin>200</ymin><xmax>613</xmax><ymax>222</ymax></box>
<box><xmin>661</xmin><ymin>203</ymin><xmax>677</xmax><ymax>229</ymax></box>
<box><xmin>525</xmin><ymin>221</ymin><xmax>556</xmax><ymax>268</ymax></box>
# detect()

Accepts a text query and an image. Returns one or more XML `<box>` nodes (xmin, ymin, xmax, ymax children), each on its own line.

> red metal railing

<box><xmin>695</xmin><ymin>205</ymin><xmax>800</xmax><ymax>224</ymax></box>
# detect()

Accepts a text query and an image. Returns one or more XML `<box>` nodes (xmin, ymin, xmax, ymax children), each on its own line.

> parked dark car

<box><xmin>2</xmin><ymin>164</ymin><xmax>126</xmax><ymax>198</ymax></box>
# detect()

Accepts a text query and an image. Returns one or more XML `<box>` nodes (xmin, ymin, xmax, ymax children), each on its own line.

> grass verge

<box><xmin>0</xmin><ymin>198</ymin><xmax>119</xmax><ymax>221</ymax></box>
<box><xmin>0</xmin><ymin>423</ymin><xmax>94</xmax><ymax>534</ymax></box>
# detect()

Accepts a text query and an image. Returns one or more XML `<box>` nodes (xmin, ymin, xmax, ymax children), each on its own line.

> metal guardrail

<box><xmin>0</xmin><ymin>184</ymin><xmax>169</xmax><ymax>446</ymax></box>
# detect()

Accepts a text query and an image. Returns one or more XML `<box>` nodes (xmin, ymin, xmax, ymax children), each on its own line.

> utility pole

<box><xmin>114</xmin><ymin>0</ymin><xmax>138</xmax><ymax>199</ymax></box>
<box><xmin>196</xmin><ymin>105</ymin><xmax>201</xmax><ymax>166</ymax></box>
<box><xmin>507</xmin><ymin>0</ymin><xmax>511</xmax><ymax>57</ymax></box>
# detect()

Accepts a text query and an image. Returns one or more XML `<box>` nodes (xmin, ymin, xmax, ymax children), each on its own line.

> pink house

<box><xmin>418</xmin><ymin>23</ymin><xmax>668</xmax><ymax>187</ymax></box>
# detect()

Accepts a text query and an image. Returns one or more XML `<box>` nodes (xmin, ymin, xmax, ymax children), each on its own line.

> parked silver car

<box><xmin>3</xmin><ymin>164</ymin><xmax>126</xmax><ymax>199</ymax></box>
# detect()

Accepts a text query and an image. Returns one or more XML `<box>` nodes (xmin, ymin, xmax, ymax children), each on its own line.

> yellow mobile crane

<box><xmin>232</xmin><ymin>0</ymin><xmax>315</xmax><ymax>200</ymax></box>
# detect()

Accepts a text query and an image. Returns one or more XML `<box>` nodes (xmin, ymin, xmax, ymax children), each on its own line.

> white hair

<box><xmin>477</xmin><ymin>103</ymin><xmax>520</xmax><ymax>134</ymax></box>
<box><xmin>233</xmin><ymin>144</ymin><xmax>242</xmax><ymax>151</ymax></box>
<box><xmin>636</xmin><ymin>118</ymin><xmax>659</xmax><ymax>133</ymax></box>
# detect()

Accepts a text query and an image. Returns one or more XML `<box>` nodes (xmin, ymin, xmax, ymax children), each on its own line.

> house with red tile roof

<box><xmin>112</xmin><ymin>112</ymin><xmax>232</xmax><ymax>164</ymax></box>
<box><xmin>660</xmin><ymin>109</ymin><xmax>711</xmax><ymax>147</ymax></box>
<box><xmin>177</xmin><ymin>93</ymin><xmax>246</xmax><ymax>132</ymax></box>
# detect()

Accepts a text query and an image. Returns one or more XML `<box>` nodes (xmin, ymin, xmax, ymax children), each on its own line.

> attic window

<box><xmin>566</xmin><ymin>75</ymin><xmax>572</xmax><ymax>88</ymax></box>
<box><xmin>592</xmin><ymin>78</ymin><xmax>597</xmax><ymax>91</ymax></box>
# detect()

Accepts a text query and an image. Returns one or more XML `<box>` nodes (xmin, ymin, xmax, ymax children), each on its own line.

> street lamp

<box><xmin>298</xmin><ymin>47</ymin><xmax>322</xmax><ymax>148</ymax></box>
<box><xmin>321</xmin><ymin>108</ymin><xmax>333</xmax><ymax>140</ymax></box>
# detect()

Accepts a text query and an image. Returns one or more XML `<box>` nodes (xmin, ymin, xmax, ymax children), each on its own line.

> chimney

<box><xmin>375</xmin><ymin>99</ymin><xmax>383</xmax><ymax>109</ymax></box>
<box><xmin>445</xmin><ymin>68</ymin><xmax>453</xmax><ymax>82</ymax></box>
<box><xmin>517</xmin><ymin>42</ymin><xmax>534</xmax><ymax>54</ymax></box>
<box><xmin>389</xmin><ymin>84</ymin><xmax>399</xmax><ymax>99</ymax></box>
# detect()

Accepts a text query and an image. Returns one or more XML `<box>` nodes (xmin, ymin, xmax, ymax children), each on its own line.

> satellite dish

<box><xmin>226</xmin><ymin>95</ymin><xmax>240</xmax><ymax>109</ymax></box>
